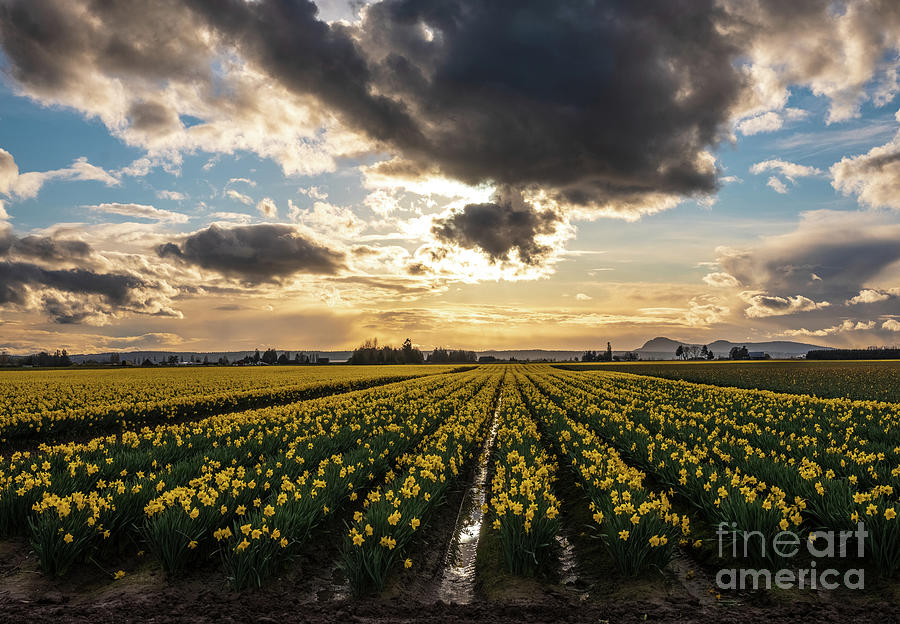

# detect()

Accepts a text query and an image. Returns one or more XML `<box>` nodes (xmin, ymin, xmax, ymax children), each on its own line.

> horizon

<box><xmin>2</xmin><ymin>334</ymin><xmax>841</xmax><ymax>358</ymax></box>
<box><xmin>3</xmin><ymin>2</ymin><xmax>900</xmax><ymax>354</ymax></box>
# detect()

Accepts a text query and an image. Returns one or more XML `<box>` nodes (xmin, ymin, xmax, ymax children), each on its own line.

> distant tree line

<box><xmin>347</xmin><ymin>339</ymin><xmax>477</xmax><ymax>364</ymax></box>
<box><xmin>139</xmin><ymin>349</ymin><xmax>319</xmax><ymax>367</ymax></box>
<box><xmin>427</xmin><ymin>347</ymin><xmax>477</xmax><ymax>364</ymax></box>
<box><xmin>11</xmin><ymin>349</ymin><xmax>72</xmax><ymax>367</ymax></box>
<box><xmin>582</xmin><ymin>342</ymin><xmax>613</xmax><ymax>362</ymax></box>
<box><xmin>675</xmin><ymin>345</ymin><xmax>717</xmax><ymax>360</ymax></box>
<box><xmin>581</xmin><ymin>343</ymin><xmax>639</xmax><ymax>362</ymax></box>
<box><xmin>348</xmin><ymin>338</ymin><xmax>426</xmax><ymax>365</ymax></box>
<box><xmin>807</xmin><ymin>347</ymin><xmax>900</xmax><ymax>360</ymax></box>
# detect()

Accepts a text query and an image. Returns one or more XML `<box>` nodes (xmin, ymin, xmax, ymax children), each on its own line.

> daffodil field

<box><xmin>1</xmin><ymin>362</ymin><xmax>900</xmax><ymax>599</ymax></box>
<box><xmin>0</xmin><ymin>365</ymin><xmax>463</xmax><ymax>443</ymax></box>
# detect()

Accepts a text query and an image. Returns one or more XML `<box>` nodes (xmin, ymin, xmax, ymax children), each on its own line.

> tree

<box><xmin>706</xmin><ymin>345</ymin><xmax>715</xmax><ymax>360</ymax></box>
<box><xmin>261</xmin><ymin>348</ymin><xmax>278</xmax><ymax>365</ymax></box>
<box><xmin>605</xmin><ymin>342</ymin><xmax>613</xmax><ymax>361</ymax></box>
<box><xmin>700</xmin><ymin>345</ymin><xmax>709</xmax><ymax>359</ymax></box>
<box><xmin>252</xmin><ymin>349</ymin><xmax>261</xmax><ymax>363</ymax></box>
<box><xmin>277</xmin><ymin>353</ymin><xmax>290</xmax><ymax>365</ymax></box>
<box><xmin>426</xmin><ymin>347</ymin><xmax>476</xmax><ymax>364</ymax></box>
<box><xmin>729</xmin><ymin>345</ymin><xmax>749</xmax><ymax>360</ymax></box>
<box><xmin>348</xmin><ymin>338</ymin><xmax>424</xmax><ymax>364</ymax></box>
<box><xmin>675</xmin><ymin>345</ymin><xmax>684</xmax><ymax>360</ymax></box>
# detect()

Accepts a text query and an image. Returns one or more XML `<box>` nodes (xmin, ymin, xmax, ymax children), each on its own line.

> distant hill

<box><xmin>476</xmin><ymin>349</ymin><xmax>582</xmax><ymax>361</ymax></box>
<box><xmin>635</xmin><ymin>336</ymin><xmax>833</xmax><ymax>360</ymax></box>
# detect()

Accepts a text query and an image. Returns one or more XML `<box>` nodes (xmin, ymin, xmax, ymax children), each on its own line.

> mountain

<box><xmin>635</xmin><ymin>337</ymin><xmax>833</xmax><ymax>360</ymax></box>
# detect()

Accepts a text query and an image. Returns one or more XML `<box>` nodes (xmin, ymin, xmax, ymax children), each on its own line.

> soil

<box><xmin>1</xmin><ymin>578</ymin><xmax>896</xmax><ymax>624</ymax></box>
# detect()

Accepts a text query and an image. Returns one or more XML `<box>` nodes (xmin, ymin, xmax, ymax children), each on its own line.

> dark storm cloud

<box><xmin>714</xmin><ymin>211</ymin><xmax>900</xmax><ymax>319</ymax></box>
<box><xmin>0</xmin><ymin>224</ymin><xmax>179</xmax><ymax>323</ymax></box>
<box><xmin>720</xmin><ymin>234</ymin><xmax>900</xmax><ymax>303</ymax></box>
<box><xmin>158</xmin><ymin>223</ymin><xmax>345</xmax><ymax>283</ymax></box>
<box><xmin>0</xmin><ymin>0</ymin><xmax>212</xmax><ymax>94</ymax></box>
<box><xmin>354</xmin><ymin>0</ymin><xmax>742</xmax><ymax>207</ymax></box>
<box><xmin>0</xmin><ymin>224</ymin><xmax>92</xmax><ymax>262</ymax></box>
<box><xmin>5</xmin><ymin>0</ymin><xmax>900</xmax><ymax>216</ymax></box>
<box><xmin>180</xmin><ymin>0</ymin><xmax>422</xmax><ymax>145</ymax></box>
<box><xmin>0</xmin><ymin>260</ymin><xmax>147</xmax><ymax>323</ymax></box>
<box><xmin>0</xmin><ymin>262</ymin><xmax>138</xmax><ymax>305</ymax></box>
<box><xmin>0</xmin><ymin>0</ymin><xmax>744</xmax><ymax>211</ymax></box>
<box><xmin>432</xmin><ymin>190</ymin><xmax>561</xmax><ymax>264</ymax></box>
<box><xmin>10</xmin><ymin>235</ymin><xmax>91</xmax><ymax>262</ymax></box>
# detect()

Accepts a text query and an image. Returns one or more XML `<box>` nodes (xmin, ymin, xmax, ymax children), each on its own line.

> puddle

<box><xmin>556</xmin><ymin>532</ymin><xmax>579</xmax><ymax>587</ymax></box>
<box><xmin>433</xmin><ymin>410</ymin><xmax>501</xmax><ymax>604</ymax></box>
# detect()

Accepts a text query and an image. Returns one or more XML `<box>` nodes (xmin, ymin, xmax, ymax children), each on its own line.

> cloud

<box><xmin>156</xmin><ymin>190</ymin><xmax>186</xmax><ymax>201</ymax></box>
<box><xmin>783</xmin><ymin>319</ymin><xmax>877</xmax><ymax>337</ymax></box>
<box><xmin>226</xmin><ymin>190</ymin><xmax>254</xmax><ymax>206</ymax></box>
<box><xmin>735</xmin><ymin>108</ymin><xmax>808</xmax><ymax>136</ymax></box>
<box><xmin>847</xmin><ymin>289</ymin><xmax>894</xmax><ymax>305</ymax></box>
<box><xmin>0</xmin><ymin>148</ymin><xmax>119</xmax><ymax>199</ymax></box>
<box><xmin>717</xmin><ymin>210</ymin><xmax>900</xmax><ymax>306</ymax></box>
<box><xmin>684</xmin><ymin>296</ymin><xmax>730</xmax><ymax>327</ymax></box>
<box><xmin>575</xmin><ymin>293</ymin><xmax>592</xmax><ymax>301</ymax></box>
<box><xmin>0</xmin><ymin>0</ymin><xmax>368</xmax><ymax>178</ymax></box>
<box><xmin>884</xmin><ymin>319</ymin><xmax>900</xmax><ymax>332</ymax></box>
<box><xmin>751</xmin><ymin>159</ymin><xmax>823</xmax><ymax>196</ymax></box>
<box><xmin>256</xmin><ymin>197</ymin><xmax>278</xmax><ymax>219</ymax></box>
<box><xmin>766</xmin><ymin>177</ymin><xmax>789</xmax><ymax>194</ymax></box>
<box><xmin>299</xmin><ymin>186</ymin><xmax>328</xmax><ymax>200</ymax></box>
<box><xmin>431</xmin><ymin>189</ymin><xmax>562</xmax><ymax>265</ymax></box>
<box><xmin>721</xmin><ymin>1</ymin><xmax>900</xmax><ymax>123</ymax></box>
<box><xmin>0</xmin><ymin>0</ymin><xmax>749</xmax><ymax>216</ymax></box>
<box><xmin>1</xmin><ymin>223</ymin><xmax>91</xmax><ymax>264</ymax></box>
<box><xmin>291</xmin><ymin>201</ymin><xmax>364</xmax><ymax>239</ymax></box>
<box><xmin>741</xmin><ymin>292</ymin><xmax>830</xmax><ymax>318</ymax></box>
<box><xmin>227</xmin><ymin>178</ymin><xmax>257</xmax><ymax>187</ymax></box>
<box><xmin>209</xmin><ymin>211</ymin><xmax>253</xmax><ymax>224</ymax></box>
<box><xmin>750</xmin><ymin>159</ymin><xmax>823</xmax><ymax>181</ymax></box>
<box><xmin>0</xmin><ymin>149</ymin><xmax>17</xmax><ymax>195</ymax></box>
<box><xmin>157</xmin><ymin>223</ymin><xmax>345</xmax><ymax>283</ymax></box>
<box><xmin>737</xmin><ymin>111</ymin><xmax>783</xmax><ymax>135</ymax></box>
<box><xmin>0</xmin><ymin>260</ymin><xmax>179</xmax><ymax>324</ymax></box>
<box><xmin>0</xmin><ymin>230</ymin><xmax>91</xmax><ymax>263</ymax></box>
<box><xmin>702</xmin><ymin>272</ymin><xmax>740</xmax><ymax>288</ymax></box>
<box><xmin>831</xmin><ymin>123</ymin><xmax>900</xmax><ymax>209</ymax></box>
<box><xmin>86</xmin><ymin>202</ymin><xmax>189</xmax><ymax>223</ymax></box>
<box><xmin>353</xmin><ymin>0</ymin><xmax>746</xmax><ymax>213</ymax></box>
<box><xmin>711</xmin><ymin>210</ymin><xmax>900</xmax><ymax>325</ymax></box>
<box><xmin>4</xmin><ymin>0</ymin><xmax>900</xmax><ymax>217</ymax></box>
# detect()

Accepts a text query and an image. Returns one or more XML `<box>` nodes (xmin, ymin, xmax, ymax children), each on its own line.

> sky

<box><xmin>1</xmin><ymin>0</ymin><xmax>900</xmax><ymax>354</ymax></box>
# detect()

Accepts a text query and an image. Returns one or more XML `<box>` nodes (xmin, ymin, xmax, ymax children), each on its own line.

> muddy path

<box><xmin>2</xmin><ymin>587</ymin><xmax>897</xmax><ymax>624</ymax></box>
